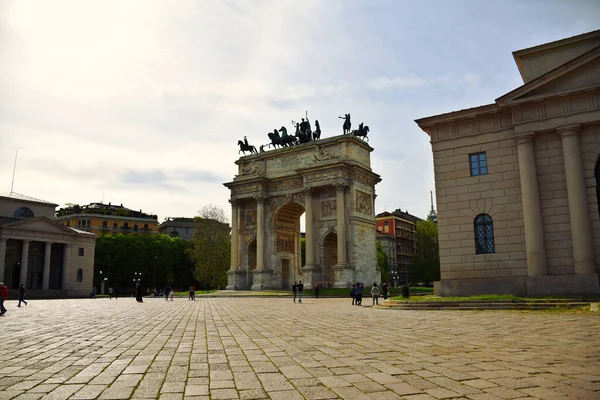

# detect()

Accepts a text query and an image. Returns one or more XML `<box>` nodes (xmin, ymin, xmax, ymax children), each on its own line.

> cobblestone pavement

<box><xmin>0</xmin><ymin>297</ymin><xmax>599</xmax><ymax>400</ymax></box>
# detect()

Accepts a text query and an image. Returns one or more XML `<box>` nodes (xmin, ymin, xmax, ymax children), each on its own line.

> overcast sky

<box><xmin>1</xmin><ymin>0</ymin><xmax>599</xmax><ymax>223</ymax></box>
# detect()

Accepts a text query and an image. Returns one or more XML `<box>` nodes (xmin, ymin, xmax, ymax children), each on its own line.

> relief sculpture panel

<box><xmin>246</xmin><ymin>211</ymin><xmax>257</xmax><ymax>226</ymax></box>
<box><xmin>321</xmin><ymin>200</ymin><xmax>336</xmax><ymax>218</ymax></box>
<box><xmin>355</xmin><ymin>191</ymin><xmax>373</xmax><ymax>216</ymax></box>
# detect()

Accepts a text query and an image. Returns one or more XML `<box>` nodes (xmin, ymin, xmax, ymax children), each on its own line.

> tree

<box><xmin>376</xmin><ymin>241</ymin><xmax>390</xmax><ymax>282</ymax></box>
<box><xmin>94</xmin><ymin>233</ymin><xmax>193</xmax><ymax>292</ymax></box>
<box><xmin>410</xmin><ymin>219</ymin><xmax>440</xmax><ymax>283</ymax></box>
<box><xmin>187</xmin><ymin>204</ymin><xmax>231</xmax><ymax>289</ymax></box>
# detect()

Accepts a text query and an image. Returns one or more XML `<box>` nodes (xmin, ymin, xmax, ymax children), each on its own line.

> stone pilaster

<box><xmin>303</xmin><ymin>187</ymin><xmax>315</xmax><ymax>268</ymax></box>
<box><xmin>558</xmin><ymin>125</ymin><xmax>596</xmax><ymax>275</ymax></box>
<box><xmin>516</xmin><ymin>133</ymin><xmax>547</xmax><ymax>277</ymax></box>
<box><xmin>62</xmin><ymin>244</ymin><xmax>71</xmax><ymax>291</ymax></box>
<box><xmin>42</xmin><ymin>242</ymin><xmax>52</xmax><ymax>290</ymax></box>
<box><xmin>251</xmin><ymin>195</ymin><xmax>272</xmax><ymax>290</ymax></box>
<box><xmin>334</xmin><ymin>182</ymin><xmax>348</xmax><ymax>267</ymax></box>
<box><xmin>226</xmin><ymin>200</ymin><xmax>245</xmax><ymax>290</ymax></box>
<box><xmin>0</xmin><ymin>238</ymin><xmax>6</xmax><ymax>283</ymax></box>
<box><xmin>20</xmin><ymin>240</ymin><xmax>30</xmax><ymax>287</ymax></box>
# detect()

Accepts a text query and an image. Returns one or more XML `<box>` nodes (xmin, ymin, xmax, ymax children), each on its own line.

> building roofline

<box><xmin>55</xmin><ymin>214</ymin><xmax>158</xmax><ymax>223</ymax></box>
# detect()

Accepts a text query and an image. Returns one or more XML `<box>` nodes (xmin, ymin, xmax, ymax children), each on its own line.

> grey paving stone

<box><xmin>0</xmin><ymin>298</ymin><xmax>599</xmax><ymax>400</ymax></box>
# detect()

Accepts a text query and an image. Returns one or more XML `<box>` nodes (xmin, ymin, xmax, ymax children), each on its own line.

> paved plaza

<box><xmin>0</xmin><ymin>297</ymin><xmax>599</xmax><ymax>400</ymax></box>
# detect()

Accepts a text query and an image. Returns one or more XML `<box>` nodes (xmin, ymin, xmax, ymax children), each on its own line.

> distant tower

<box><xmin>427</xmin><ymin>191</ymin><xmax>438</xmax><ymax>224</ymax></box>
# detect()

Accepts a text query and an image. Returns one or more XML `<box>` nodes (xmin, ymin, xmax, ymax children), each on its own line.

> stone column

<box><xmin>62</xmin><ymin>244</ymin><xmax>71</xmax><ymax>291</ymax></box>
<box><xmin>516</xmin><ymin>134</ymin><xmax>547</xmax><ymax>276</ymax></box>
<box><xmin>334</xmin><ymin>182</ymin><xmax>348</xmax><ymax>267</ymax></box>
<box><xmin>42</xmin><ymin>242</ymin><xmax>52</xmax><ymax>290</ymax></box>
<box><xmin>20</xmin><ymin>240</ymin><xmax>30</xmax><ymax>287</ymax></box>
<box><xmin>0</xmin><ymin>238</ymin><xmax>6</xmax><ymax>283</ymax></box>
<box><xmin>303</xmin><ymin>187</ymin><xmax>315</xmax><ymax>267</ymax></box>
<box><xmin>229</xmin><ymin>200</ymin><xmax>239</xmax><ymax>271</ymax></box>
<box><xmin>558</xmin><ymin>124</ymin><xmax>596</xmax><ymax>275</ymax></box>
<box><xmin>255</xmin><ymin>195</ymin><xmax>266</xmax><ymax>271</ymax></box>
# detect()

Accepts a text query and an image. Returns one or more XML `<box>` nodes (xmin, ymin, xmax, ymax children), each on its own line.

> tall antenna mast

<box><xmin>10</xmin><ymin>151</ymin><xmax>17</xmax><ymax>193</ymax></box>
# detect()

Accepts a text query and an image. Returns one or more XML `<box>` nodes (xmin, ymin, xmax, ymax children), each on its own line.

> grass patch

<box><xmin>389</xmin><ymin>294</ymin><xmax>521</xmax><ymax>302</ymax></box>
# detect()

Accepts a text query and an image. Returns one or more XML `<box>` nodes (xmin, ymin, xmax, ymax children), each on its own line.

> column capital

<box><xmin>229</xmin><ymin>199</ymin><xmax>240</xmax><ymax>208</ymax></box>
<box><xmin>302</xmin><ymin>186</ymin><xmax>314</xmax><ymax>196</ymax></box>
<box><xmin>515</xmin><ymin>132</ymin><xmax>535</xmax><ymax>145</ymax></box>
<box><xmin>333</xmin><ymin>182</ymin><xmax>349</xmax><ymax>193</ymax></box>
<box><xmin>253</xmin><ymin>195</ymin><xmax>267</xmax><ymax>204</ymax></box>
<box><xmin>557</xmin><ymin>124</ymin><xmax>582</xmax><ymax>139</ymax></box>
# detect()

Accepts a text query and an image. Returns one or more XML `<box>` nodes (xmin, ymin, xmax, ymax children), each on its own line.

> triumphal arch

<box><xmin>224</xmin><ymin>135</ymin><xmax>381</xmax><ymax>290</ymax></box>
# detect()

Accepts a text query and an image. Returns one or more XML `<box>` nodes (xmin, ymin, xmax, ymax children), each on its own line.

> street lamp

<box><xmin>153</xmin><ymin>255</ymin><xmax>158</xmax><ymax>290</ymax></box>
<box><xmin>134</xmin><ymin>272</ymin><xmax>142</xmax><ymax>288</ymax></box>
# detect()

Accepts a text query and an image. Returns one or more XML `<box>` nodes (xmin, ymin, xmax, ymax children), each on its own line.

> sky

<box><xmin>1</xmin><ymin>0</ymin><xmax>599</xmax><ymax>224</ymax></box>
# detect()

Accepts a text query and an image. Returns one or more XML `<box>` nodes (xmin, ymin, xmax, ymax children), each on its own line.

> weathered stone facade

<box><xmin>224</xmin><ymin>135</ymin><xmax>381</xmax><ymax>290</ymax></box>
<box><xmin>416</xmin><ymin>30</ymin><xmax>600</xmax><ymax>296</ymax></box>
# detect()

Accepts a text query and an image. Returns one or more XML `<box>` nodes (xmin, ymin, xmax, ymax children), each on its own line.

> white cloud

<box><xmin>1</xmin><ymin>0</ymin><xmax>599</xmax><ymax>223</ymax></box>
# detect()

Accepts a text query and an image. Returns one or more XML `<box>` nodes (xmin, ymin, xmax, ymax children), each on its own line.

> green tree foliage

<box><xmin>410</xmin><ymin>219</ymin><xmax>440</xmax><ymax>283</ymax></box>
<box><xmin>187</xmin><ymin>205</ymin><xmax>231</xmax><ymax>290</ymax></box>
<box><xmin>94</xmin><ymin>233</ymin><xmax>195</xmax><ymax>292</ymax></box>
<box><xmin>376</xmin><ymin>241</ymin><xmax>390</xmax><ymax>282</ymax></box>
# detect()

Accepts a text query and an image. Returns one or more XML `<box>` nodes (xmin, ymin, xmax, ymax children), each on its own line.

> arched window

<box><xmin>14</xmin><ymin>207</ymin><xmax>35</xmax><ymax>218</ymax></box>
<box><xmin>76</xmin><ymin>268</ymin><xmax>83</xmax><ymax>282</ymax></box>
<box><xmin>474</xmin><ymin>214</ymin><xmax>495</xmax><ymax>254</ymax></box>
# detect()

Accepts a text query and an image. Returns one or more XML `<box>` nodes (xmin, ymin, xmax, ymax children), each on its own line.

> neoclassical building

<box><xmin>416</xmin><ymin>30</ymin><xmax>600</xmax><ymax>296</ymax></box>
<box><xmin>0</xmin><ymin>192</ymin><xmax>96</xmax><ymax>297</ymax></box>
<box><xmin>224</xmin><ymin>135</ymin><xmax>381</xmax><ymax>290</ymax></box>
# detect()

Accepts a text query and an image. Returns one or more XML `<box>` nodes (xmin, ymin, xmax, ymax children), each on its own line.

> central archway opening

<box><xmin>322</xmin><ymin>232</ymin><xmax>338</xmax><ymax>285</ymax></box>
<box><xmin>273</xmin><ymin>202</ymin><xmax>305</xmax><ymax>289</ymax></box>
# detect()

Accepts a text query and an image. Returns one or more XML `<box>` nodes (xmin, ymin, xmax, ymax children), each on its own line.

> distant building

<box><xmin>376</xmin><ymin>209</ymin><xmax>422</xmax><ymax>287</ymax></box>
<box><xmin>55</xmin><ymin>202</ymin><xmax>159</xmax><ymax>235</ymax></box>
<box><xmin>158</xmin><ymin>217</ymin><xmax>197</xmax><ymax>241</ymax></box>
<box><xmin>0</xmin><ymin>192</ymin><xmax>96</xmax><ymax>297</ymax></box>
<box><xmin>158</xmin><ymin>217</ymin><xmax>231</xmax><ymax>241</ymax></box>
<box><xmin>427</xmin><ymin>191</ymin><xmax>438</xmax><ymax>224</ymax></box>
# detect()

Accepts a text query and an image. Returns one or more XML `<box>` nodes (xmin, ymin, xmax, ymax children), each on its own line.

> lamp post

<box><xmin>100</xmin><ymin>270</ymin><xmax>104</xmax><ymax>294</ymax></box>
<box><xmin>134</xmin><ymin>272</ymin><xmax>141</xmax><ymax>289</ymax></box>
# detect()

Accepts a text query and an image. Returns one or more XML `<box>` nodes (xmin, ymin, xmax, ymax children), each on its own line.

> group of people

<box><xmin>1</xmin><ymin>282</ymin><xmax>28</xmax><ymax>316</ymax></box>
<box><xmin>291</xmin><ymin>281</ymin><xmax>304</xmax><ymax>303</ymax></box>
<box><xmin>351</xmin><ymin>281</ymin><xmax>389</xmax><ymax>306</ymax></box>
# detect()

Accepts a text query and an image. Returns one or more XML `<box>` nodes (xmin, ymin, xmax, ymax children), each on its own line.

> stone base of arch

<box><xmin>226</xmin><ymin>270</ymin><xmax>246</xmax><ymax>290</ymax></box>
<box><xmin>333</xmin><ymin>264</ymin><xmax>353</xmax><ymax>288</ymax></box>
<box><xmin>251</xmin><ymin>269</ymin><xmax>273</xmax><ymax>290</ymax></box>
<box><xmin>301</xmin><ymin>264</ymin><xmax>321</xmax><ymax>289</ymax></box>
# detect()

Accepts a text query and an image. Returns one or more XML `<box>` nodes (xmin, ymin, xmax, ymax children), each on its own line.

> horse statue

<box><xmin>293</xmin><ymin>121</ymin><xmax>311</xmax><ymax>144</ymax></box>
<box><xmin>279</xmin><ymin>126</ymin><xmax>297</xmax><ymax>146</ymax></box>
<box><xmin>313</xmin><ymin>120</ymin><xmax>321</xmax><ymax>140</ymax></box>
<box><xmin>238</xmin><ymin>140</ymin><xmax>258</xmax><ymax>155</ymax></box>
<box><xmin>350</xmin><ymin>123</ymin><xmax>370</xmax><ymax>141</ymax></box>
<box><xmin>268</xmin><ymin>129</ymin><xmax>284</xmax><ymax>148</ymax></box>
<box><xmin>339</xmin><ymin>113</ymin><xmax>351</xmax><ymax>135</ymax></box>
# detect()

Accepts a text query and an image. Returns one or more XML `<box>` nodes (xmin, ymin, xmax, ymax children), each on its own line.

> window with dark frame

<box><xmin>78</xmin><ymin>247</ymin><xmax>84</xmax><ymax>256</ymax></box>
<box><xmin>474</xmin><ymin>214</ymin><xmax>495</xmax><ymax>254</ymax></box>
<box><xmin>77</xmin><ymin>269</ymin><xmax>83</xmax><ymax>282</ymax></box>
<box><xmin>470</xmin><ymin>152</ymin><xmax>488</xmax><ymax>176</ymax></box>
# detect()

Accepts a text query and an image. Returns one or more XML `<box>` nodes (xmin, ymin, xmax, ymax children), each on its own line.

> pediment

<box><xmin>3</xmin><ymin>217</ymin><xmax>77</xmax><ymax>235</ymax></box>
<box><xmin>497</xmin><ymin>45</ymin><xmax>600</xmax><ymax>105</ymax></box>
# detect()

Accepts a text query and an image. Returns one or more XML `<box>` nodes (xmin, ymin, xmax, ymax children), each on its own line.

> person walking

<box><xmin>292</xmin><ymin>281</ymin><xmax>298</xmax><ymax>303</ymax></box>
<box><xmin>297</xmin><ymin>281</ymin><xmax>304</xmax><ymax>303</ymax></box>
<box><xmin>314</xmin><ymin>284</ymin><xmax>319</xmax><ymax>299</ymax></box>
<box><xmin>350</xmin><ymin>284</ymin><xmax>357</xmax><ymax>305</ymax></box>
<box><xmin>382</xmin><ymin>281</ymin><xmax>389</xmax><ymax>300</ymax></box>
<box><xmin>0</xmin><ymin>282</ymin><xmax>8</xmax><ymax>316</ymax></box>
<box><xmin>164</xmin><ymin>286</ymin><xmax>169</xmax><ymax>301</ymax></box>
<box><xmin>355</xmin><ymin>282</ymin><xmax>363</xmax><ymax>306</ymax></box>
<box><xmin>109</xmin><ymin>286</ymin><xmax>114</xmax><ymax>299</ymax></box>
<box><xmin>169</xmin><ymin>288</ymin><xmax>174</xmax><ymax>301</ymax></box>
<box><xmin>189</xmin><ymin>286</ymin><xmax>195</xmax><ymax>301</ymax></box>
<box><xmin>18</xmin><ymin>284</ymin><xmax>27</xmax><ymax>307</ymax></box>
<box><xmin>371</xmin><ymin>283</ymin><xmax>380</xmax><ymax>306</ymax></box>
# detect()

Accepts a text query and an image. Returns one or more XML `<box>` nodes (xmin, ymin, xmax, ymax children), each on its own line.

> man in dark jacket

<box><xmin>18</xmin><ymin>284</ymin><xmax>27</xmax><ymax>307</ymax></box>
<box><xmin>0</xmin><ymin>282</ymin><xmax>8</xmax><ymax>315</ymax></box>
<box><xmin>297</xmin><ymin>281</ymin><xmax>304</xmax><ymax>303</ymax></box>
<box><xmin>292</xmin><ymin>281</ymin><xmax>298</xmax><ymax>303</ymax></box>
